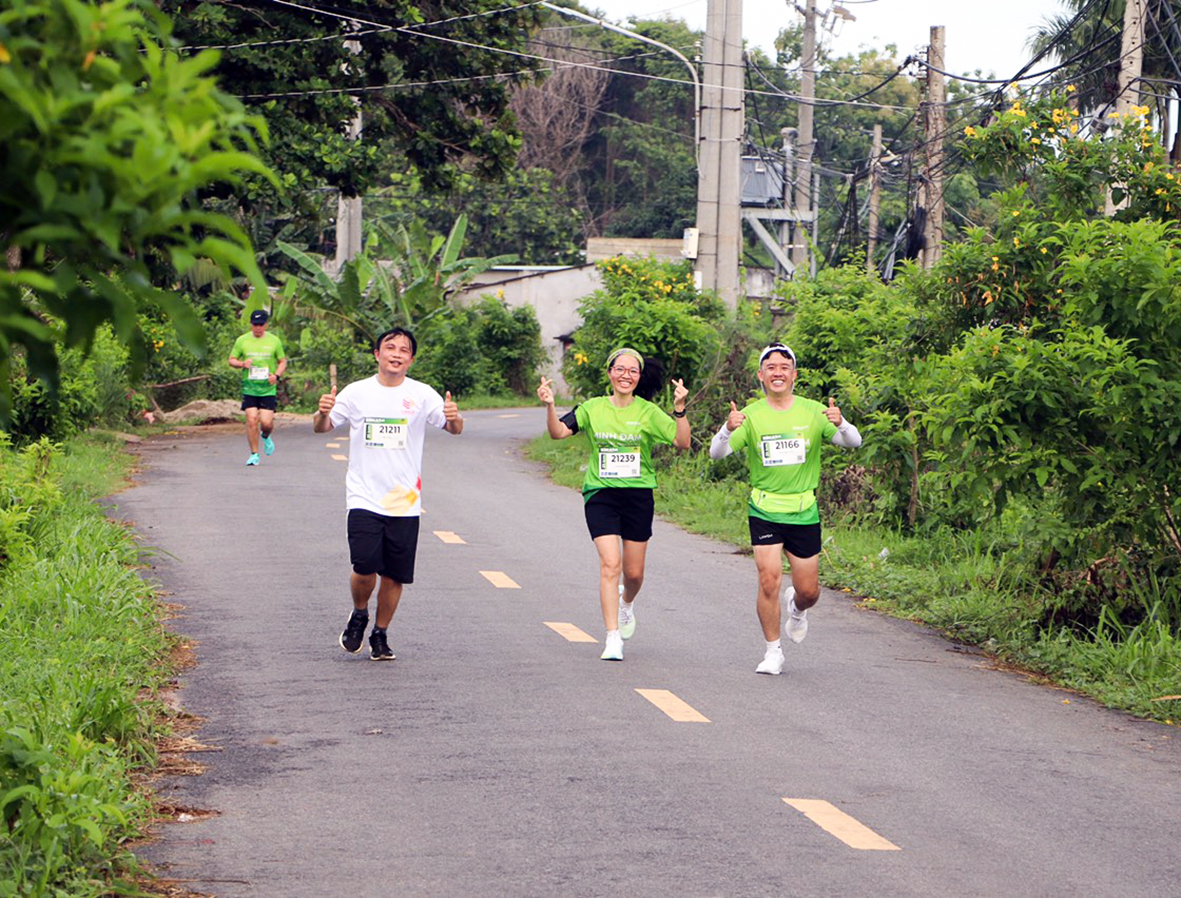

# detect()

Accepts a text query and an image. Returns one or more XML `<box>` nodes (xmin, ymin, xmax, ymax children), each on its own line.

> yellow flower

<box><xmin>1167</xmin><ymin>173</ymin><xmax>1175</xmax><ymax>180</ymax></box>
<box><xmin>964</xmin><ymin>125</ymin><xmax>977</xmax><ymax>138</ymax></box>
<box><xmin>1070</xmin><ymin>124</ymin><xmax>1079</xmax><ymax>133</ymax></box>
<box><xmin>1031</xmin><ymin>137</ymin><xmax>1041</xmax><ymax>145</ymax></box>
<box><xmin>1013</xmin><ymin>237</ymin><xmax>1021</xmax><ymax>247</ymax></box>
<box><xmin>1067</xmin><ymin>84</ymin><xmax>1077</xmax><ymax>92</ymax></box>
<box><xmin>1012</xmin><ymin>210</ymin><xmax>1021</xmax><ymax>217</ymax></box>
<box><xmin>1039</xmin><ymin>247</ymin><xmax>1048</xmax><ymax>254</ymax></box>
<box><xmin>0</xmin><ymin>42</ymin><xmax>10</xmax><ymax>64</ymax></box>
<box><xmin>1156</xmin><ymin>188</ymin><xmax>1165</xmax><ymax>195</ymax></box>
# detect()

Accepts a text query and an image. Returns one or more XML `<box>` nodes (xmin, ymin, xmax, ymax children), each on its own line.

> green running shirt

<box><xmin>729</xmin><ymin>395</ymin><xmax>837</xmax><ymax>524</ymax></box>
<box><xmin>574</xmin><ymin>396</ymin><xmax>677</xmax><ymax>496</ymax></box>
<box><xmin>231</xmin><ymin>332</ymin><xmax>286</xmax><ymax>397</ymax></box>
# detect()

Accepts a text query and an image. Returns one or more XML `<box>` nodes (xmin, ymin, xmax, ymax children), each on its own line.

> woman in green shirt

<box><xmin>538</xmin><ymin>348</ymin><xmax>690</xmax><ymax>661</ymax></box>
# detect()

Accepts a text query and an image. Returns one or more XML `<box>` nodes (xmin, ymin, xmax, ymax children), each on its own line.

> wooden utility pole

<box><xmin>693</xmin><ymin>0</ymin><xmax>744</xmax><ymax>307</ymax></box>
<box><xmin>791</xmin><ymin>0</ymin><xmax>817</xmax><ymax>274</ymax></box>
<box><xmin>920</xmin><ymin>25</ymin><xmax>945</xmax><ymax>269</ymax></box>
<box><xmin>867</xmin><ymin>123</ymin><xmax>882</xmax><ymax>275</ymax></box>
<box><xmin>1107</xmin><ymin>0</ymin><xmax>1146</xmax><ymax>214</ymax></box>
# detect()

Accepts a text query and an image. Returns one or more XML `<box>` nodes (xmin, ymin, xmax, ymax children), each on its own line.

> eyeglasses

<box><xmin>610</xmin><ymin>366</ymin><xmax>640</xmax><ymax>377</ymax></box>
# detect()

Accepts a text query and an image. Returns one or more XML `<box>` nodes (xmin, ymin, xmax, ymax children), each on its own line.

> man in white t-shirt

<box><xmin>313</xmin><ymin>327</ymin><xmax>463</xmax><ymax>660</ymax></box>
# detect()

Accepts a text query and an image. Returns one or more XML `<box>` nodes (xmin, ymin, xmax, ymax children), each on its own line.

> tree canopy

<box><xmin>0</xmin><ymin>0</ymin><xmax>272</xmax><ymax>416</ymax></box>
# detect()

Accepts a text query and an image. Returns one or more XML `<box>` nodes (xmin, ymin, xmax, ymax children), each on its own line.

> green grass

<box><xmin>526</xmin><ymin>435</ymin><xmax>1181</xmax><ymax>725</ymax></box>
<box><xmin>0</xmin><ymin>432</ymin><xmax>173</xmax><ymax>895</ymax></box>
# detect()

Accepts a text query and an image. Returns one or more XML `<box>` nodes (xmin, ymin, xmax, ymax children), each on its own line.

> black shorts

<box><xmin>241</xmin><ymin>394</ymin><xmax>278</xmax><ymax>411</ymax></box>
<box><xmin>584</xmin><ymin>488</ymin><xmax>655</xmax><ymax>542</ymax></box>
<box><xmin>347</xmin><ymin>509</ymin><xmax>420</xmax><ymax>583</ymax></box>
<box><xmin>749</xmin><ymin>517</ymin><xmax>822</xmax><ymax>559</ymax></box>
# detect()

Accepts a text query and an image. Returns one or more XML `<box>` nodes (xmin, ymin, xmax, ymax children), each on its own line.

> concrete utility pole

<box><xmin>867</xmin><ymin>122</ymin><xmax>882</xmax><ymax>275</ymax></box>
<box><xmin>791</xmin><ymin>0</ymin><xmax>817</xmax><ymax>274</ymax></box>
<box><xmin>779</xmin><ymin>126</ymin><xmax>797</xmax><ymax>278</ymax></box>
<box><xmin>334</xmin><ymin>34</ymin><xmax>363</xmax><ymax>270</ymax></box>
<box><xmin>694</xmin><ymin>0</ymin><xmax>744</xmax><ymax>307</ymax></box>
<box><xmin>1107</xmin><ymin>0</ymin><xmax>1146</xmax><ymax>215</ymax></box>
<box><xmin>920</xmin><ymin>25</ymin><xmax>945</xmax><ymax>269</ymax></box>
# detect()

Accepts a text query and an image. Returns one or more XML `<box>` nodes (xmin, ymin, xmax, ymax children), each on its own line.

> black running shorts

<box><xmin>347</xmin><ymin>509</ymin><xmax>420</xmax><ymax>583</ymax></box>
<box><xmin>241</xmin><ymin>394</ymin><xmax>278</xmax><ymax>411</ymax></box>
<box><xmin>584</xmin><ymin>488</ymin><xmax>655</xmax><ymax>542</ymax></box>
<box><xmin>748</xmin><ymin>517</ymin><xmax>822</xmax><ymax>559</ymax></box>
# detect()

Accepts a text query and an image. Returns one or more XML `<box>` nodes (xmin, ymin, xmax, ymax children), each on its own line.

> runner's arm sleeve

<box><xmin>709</xmin><ymin>420</ymin><xmax>734</xmax><ymax>459</ymax></box>
<box><xmin>831</xmin><ymin>419</ymin><xmax>862</xmax><ymax>448</ymax></box>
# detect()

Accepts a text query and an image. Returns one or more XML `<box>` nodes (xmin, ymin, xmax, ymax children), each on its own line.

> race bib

<box><xmin>248</xmin><ymin>365</ymin><xmax>270</xmax><ymax>380</ymax></box>
<box><xmin>760</xmin><ymin>434</ymin><xmax>806</xmax><ymax>467</ymax></box>
<box><xmin>364</xmin><ymin>417</ymin><xmax>408</xmax><ymax>450</ymax></box>
<box><xmin>599</xmin><ymin>447</ymin><xmax>641</xmax><ymax>479</ymax></box>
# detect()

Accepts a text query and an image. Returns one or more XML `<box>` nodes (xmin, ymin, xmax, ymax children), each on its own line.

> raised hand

<box><xmin>318</xmin><ymin>385</ymin><xmax>337</xmax><ymax>415</ymax></box>
<box><xmin>671</xmin><ymin>378</ymin><xmax>688</xmax><ymax>411</ymax></box>
<box><xmin>443</xmin><ymin>390</ymin><xmax>460</xmax><ymax>421</ymax></box>
<box><xmin>537</xmin><ymin>376</ymin><xmax>556</xmax><ymax>406</ymax></box>
<box><xmin>824</xmin><ymin>396</ymin><xmax>843</xmax><ymax>426</ymax></box>
<box><xmin>726</xmin><ymin>400</ymin><xmax>745</xmax><ymax>432</ymax></box>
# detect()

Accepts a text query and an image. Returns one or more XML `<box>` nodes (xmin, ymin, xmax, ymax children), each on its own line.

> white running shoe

<box><xmin>618</xmin><ymin>589</ymin><xmax>636</xmax><ymax>641</ymax></box>
<box><xmin>785</xmin><ymin>588</ymin><xmax>808</xmax><ymax>644</ymax></box>
<box><xmin>600</xmin><ymin>631</ymin><xmax>624</xmax><ymax>661</ymax></box>
<box><xmin>756</xmin><ymin>645</ymin><xmax>785</xmax><ymax>675</ymax></box>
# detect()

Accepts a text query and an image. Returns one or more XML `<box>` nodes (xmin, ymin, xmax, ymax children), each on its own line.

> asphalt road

<box><xmin>118</xmin><ymin>408</ymin><xmax>1181</xmax><ymax>897</ymax></box>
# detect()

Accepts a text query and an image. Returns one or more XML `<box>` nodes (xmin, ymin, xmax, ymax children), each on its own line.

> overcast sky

<box><xmin>582</xmin><ymin>0</ymin><xmax>1070</xmax><ymax>79</ymax></box>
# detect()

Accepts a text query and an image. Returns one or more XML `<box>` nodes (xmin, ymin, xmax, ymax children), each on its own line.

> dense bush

<box><xmin>411</xmin><ymin>296</ymin><xmax>544</xmax><ymax>398</ymax></box>
<box><xmin>563</xmin><ymin>256</ymin><xmax>730</xmax><ymax>404</ymax></box>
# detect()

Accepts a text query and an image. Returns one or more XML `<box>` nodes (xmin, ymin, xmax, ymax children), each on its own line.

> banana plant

<box><xmin>275</xmin><ymin>215</ymin><xmax>517</xmax><ymax>341</ymax></box>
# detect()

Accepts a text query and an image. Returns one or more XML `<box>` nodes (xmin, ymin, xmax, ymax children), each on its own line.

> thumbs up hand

<box><xmin>443</xmin><ymin>390</ymin><xmax>460</xmax><ymax>421</ymax></box>
<box><xmin>726</xmin><ymin>400</ymin><xmax>746</xmax><ymax>432</ymax></box>
<box><xmin>824</xmin><ymin>396</ymin><xmax>844</xmax><ymax>426</ymax></box>
<box><xmin>318</xmin><ymin>385</ymin><xmax>337</xmax><ymax>415</ymax></box>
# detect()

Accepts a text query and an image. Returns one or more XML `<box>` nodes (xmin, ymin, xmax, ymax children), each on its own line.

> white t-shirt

<box><xmin>327</xmin><ymin>375</ymin><xmax>447</xmax><ymax>516</ymax></box>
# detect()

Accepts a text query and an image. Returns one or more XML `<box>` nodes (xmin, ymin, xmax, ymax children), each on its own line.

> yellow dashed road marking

<box><xmin>635</xmin><ymin>689</ymin><xmax>710</xmax><ymax>723</ymax></box>
<box><xmin>782</xmin><ymin>799</ymin><xmax>900</xmax><ymax>851</ymax></box>
<box><xmin>544</xmin><ymin>622</ymin><xmax>598</xmax><ymax>643</ymax></box>
<box><xmin>433</xmin><ymin>531</ymin><xmax>466</xmax><ymax>544</ymax></box>
<box><xmin>325</xmin><ymin>442</ymin><xmax>341</xmax><ymax>448</ymax></box>
<box><xmin>479</xmin><ymin>570</ymin><xmax>520</xmax><ymax>589</ymax></box>
<box><xmin>331</xmin><ymin>454</ymin><xmax>348</xmax><ymax>461</ymax></box>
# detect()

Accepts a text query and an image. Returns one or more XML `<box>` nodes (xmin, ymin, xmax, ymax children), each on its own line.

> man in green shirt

<box><xmin>228</xmin><ymin>309</ymin><xmax>287</xmax><ymax>467</ymax></box>
<box><xmin>709</xmin><ymin>343</ymin><xmax>862</xmax><ymax>675</ymax></box>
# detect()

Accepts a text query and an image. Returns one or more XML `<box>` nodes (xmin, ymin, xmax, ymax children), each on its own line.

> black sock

<box><xmin>371</xmin><ymin>626</ymin><xmax>386</xmax><ymax>636</ymax></box>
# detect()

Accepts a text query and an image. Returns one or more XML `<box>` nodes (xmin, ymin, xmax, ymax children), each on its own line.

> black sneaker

<box><xmin>369</xmin><ymin>629</ymin><xmax>395</xmax><ymax>661</ymax></box>
<box><xmin>339</xmin><ymin>609</ymin><xmax>368</xmax><ymax>654</ymax></box>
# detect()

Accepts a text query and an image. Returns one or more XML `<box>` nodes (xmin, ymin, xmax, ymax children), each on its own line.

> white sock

<box><xmin>789</xmin><ymin>599</ymin><xmax>806</xmax><ymax>618</ymax></box>
<box><xmin>607</xmin><ymin>629</ymin><xmax>621</xmax><ymax>638</ymax></box>
<box><xmin>766</xmin><ymin>639</ymin><xmax>782</xmax><ymax>652</ymax></box>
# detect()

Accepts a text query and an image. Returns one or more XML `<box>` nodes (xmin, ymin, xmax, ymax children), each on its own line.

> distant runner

<box><xmin>228</xmin><ymin>308</ymin><xmax>287</xmax><ymax>467</ymax></box>
<box><xmin>709</xmin><ymin>343</ymin><xmax>862</xmax><ymax>675</ymax></box>
<box><xmin>538</xmin><ymin>348</ymin><xmax>690</xmax><ymax>661</ymax></box>
<box><xmin>313</xmin><ymin>327</ymin><xmax>462</xmax><ymax>661</ymax></box>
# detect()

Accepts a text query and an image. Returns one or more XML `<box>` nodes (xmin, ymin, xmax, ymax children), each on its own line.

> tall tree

<box><xmin>162</xmin><ymin>1</ymin><xmax>544</xmax><ymax>201</ymax></box>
